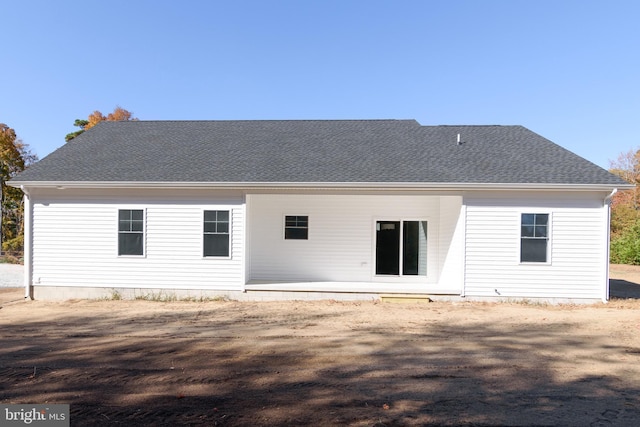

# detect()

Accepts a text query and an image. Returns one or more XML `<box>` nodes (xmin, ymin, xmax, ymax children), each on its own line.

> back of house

<box><xmin>10</xmin><ymin>120</ymin><xmax>631</xmax><ymax>302</ymax></box>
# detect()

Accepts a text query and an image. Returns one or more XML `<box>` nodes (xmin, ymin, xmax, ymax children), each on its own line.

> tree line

<box><xmin>1</xmin><ymin>107</ymin><xmax>135</xmax><ymax>257</ymax></box>
<box><xmin>65</xmin><ymin>106</ymin><xmax>136</xmax><ymax>141</ymax></box>
<box><xmin>609</xmin><ymin>149</ymin><xmax>640</xmax><ymax>264</ymax></box>
<box><xmin>0</xmin><ymin>124</ymin><xmax>37</xmax><ymax>254</ymax></box>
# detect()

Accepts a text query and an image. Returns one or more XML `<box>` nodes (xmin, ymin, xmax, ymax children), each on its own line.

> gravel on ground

<box><xmin>0</xmin><ymin>263</ymin><xmax>22</xmax><ymax>288</ymax></box>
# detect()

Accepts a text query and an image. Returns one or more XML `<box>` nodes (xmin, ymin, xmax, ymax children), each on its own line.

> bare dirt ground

<box><xmin>1</xmin><ymin>267</ymin><xmax>640</xmax><ymax>426</ymax></box>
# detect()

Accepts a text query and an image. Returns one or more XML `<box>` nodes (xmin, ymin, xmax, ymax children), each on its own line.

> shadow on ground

<box><xmin>610</xmin><ymin>279</ymin><xmax>640</xmax><ymax>299</ymax></box>
<box><xmin>1</xmin><ymin>301</ymin><xmax>639</xmax><ymax>426</ymax></box>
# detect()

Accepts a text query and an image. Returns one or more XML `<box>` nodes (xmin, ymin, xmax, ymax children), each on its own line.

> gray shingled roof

<box><xmin>11</xmin><ymin>119</ymin><xmax>627</xmax><ymax>186</ymax></box>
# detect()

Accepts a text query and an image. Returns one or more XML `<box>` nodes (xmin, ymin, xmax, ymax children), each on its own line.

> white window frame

<box><xmin>203</xmin><ymin>209</ymin><xmax>232</xmax><ymax>259</ymax></box>
<box><xmin>373</xmin><ymin>218</ymin><xmax>429</xmax><ymax>279</ymax></box>
<box><xmin>284</xmin><ymin>214</ymin><xmax>309</xmax><ymax>240</ymax></box>
<box><xmin>117</xmin><ymin>208</ymin><xmax>146</xmax><ymax>257</ymax></box>
<box><xmin>519</xmin><ymin>212</ymin><xmax>552</xmax><ymax>265</ymax></box>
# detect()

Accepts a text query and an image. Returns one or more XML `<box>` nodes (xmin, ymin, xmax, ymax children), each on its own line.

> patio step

<box><xmin>379</xmin><ymin>294</ymin><xmax>432</xmax><ymax>303</ymax></box>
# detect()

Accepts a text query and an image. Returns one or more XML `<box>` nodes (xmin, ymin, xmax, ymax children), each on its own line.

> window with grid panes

<box><xmin>284</xmin><ymin>215</ymin><xmax>308</xmax><ymax>240</ymax></box>
<box><xmin>118</xmin><ymin>209</ymin><xmax>144</xmax><ymax>255</ymax></box>
<box><xmin>520</xmin><ymin>213</ymin><xmax>549</xmax><ymax>263</ymax></box>
<box><xmin>204</xmin><ymin>210</ymin><xmax>230</xmax><ymax>257</ymax></box>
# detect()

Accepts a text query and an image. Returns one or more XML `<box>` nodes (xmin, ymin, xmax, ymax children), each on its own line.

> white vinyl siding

<box><xmin>27</xmin><ymin>186</ymin><xmax>609</xmax><ymax>301</ymax></box>
<box><xmin>247</xmin><ymin>194</ymin><xmax>463</xmax><ymax>292</ymax></box>
<box><xmin>438</xmin><ymin>197</ymin><xmax>465</xmax><ymax>292</ymax></box>
<box><xmin>464</xmin><ymin>193</ymin><xmax>607</xmax><ymax>299</ymax></box>
<box><xmin>30</xmin><ymin>189</ymin><xmax>244</xmax><ymax>291</ymax></box>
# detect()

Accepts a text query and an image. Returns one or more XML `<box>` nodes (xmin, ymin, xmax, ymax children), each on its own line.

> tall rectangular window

<box><xmin>204</xmin><ymin>210</ymin><xmax>230</xmax><ymax>257</ymax></box>
<box><xmin>520</xmin><ymin>213</ymin><xmax>549</xmax><ymax>263</ymax></box>
<box><xmin>118</xmin><ymin>209</ymin><xmax>144</xmax><ymax>256</ymax></box>
<box><xmin>285</xmin><ymin>215</ymin><xmax>308</xmax><ymax>240</ymax></box>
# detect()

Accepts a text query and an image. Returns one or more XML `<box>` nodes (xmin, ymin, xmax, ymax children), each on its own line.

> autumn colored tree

<box><xmin>65</xmin><ymin>106</ymin><xmax>136</xmax><ymax>141</ymax></box>
<box><xmin>0</xmin><ymin>124</ymin><xmax>37</xmax><ymax>254</ymax></box>
<box><xmin>609</xmin><ymin>149</ymin><xmax>640</xmax><ymax>237</ymax></box>
<box><xmin>609</xmin><ymin>148</ymin><xmax>640</xmax><ymax>264</ymax></box>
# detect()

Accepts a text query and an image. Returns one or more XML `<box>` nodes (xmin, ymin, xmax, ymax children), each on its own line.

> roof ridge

<box><xmin>98</xmin><ymin>119</ymin><xmax>417</xmax><ymax>123</ymax></box>
<box><xmin>429</xmin><ymin>124</ymin><xmax>516</xmax><ymax>127</ymax></box>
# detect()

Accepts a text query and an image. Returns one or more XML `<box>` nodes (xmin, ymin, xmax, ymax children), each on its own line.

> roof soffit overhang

<box><xmin>9</xmin><ymin>181</ymin><xmax>635</xmax><ymax>193</ymax></box>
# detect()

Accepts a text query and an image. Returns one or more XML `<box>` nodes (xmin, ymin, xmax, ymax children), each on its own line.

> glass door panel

<box><xmin>403</xmin><ymin>221</ymin><xmax>427</xmax><ymax>276</ymax></box>
<box><xmin>375</xmin><ymin>221</ymin><xmax>400</xmax><ymax>275</ymax></box>
<box><xmin>376</xmin><ymin>220</ymin><xmax>427</xmax><ymax>276</ymax></box>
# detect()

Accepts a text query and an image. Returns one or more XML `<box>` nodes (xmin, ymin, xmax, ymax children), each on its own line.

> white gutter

<box><xmin>602</xmin><ymin>188</ymin><xmax>618</xmax><ymax>303</ymax></box>
<box><xmin>8</xmin><ymin>180</ymin><xmax>634</xmax><ymax>192</ymax></box>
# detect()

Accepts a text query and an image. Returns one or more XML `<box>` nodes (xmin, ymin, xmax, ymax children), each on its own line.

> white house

<box><xmin>10</xmin><ymin>120</ymin><xmax>631</xmax><ymax>302</ymax></box>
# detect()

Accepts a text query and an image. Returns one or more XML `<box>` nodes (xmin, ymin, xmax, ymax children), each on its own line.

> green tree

<box><xmin>609</xmin><ymin>150</ymin><xmax>640</xmax><ymax>239</ymax></box>
<box><xmin>609</xmin><ymin>149</ymin><xmax>640</xmax><ymax>238</ymax></box>
<box><xmin>610</xmin><ymin>221</ymin><xmax>640</xmax><ymax>264</ymax></box>
<box><xmin>65</xmin><ymin>106</ymin><xmax>136</xmax><ymax>141</ymax></box>
<box><xmin>609</xmin><ymin>149</ymin><xmax>640</xmax><ymax>264</ymax></box>
<box><xmin>65</xmin><ymin>119</ymin><xmax>89</xmax><ymax>142</ymax></box>
<box><xmin>0</xmin><ymin>124</ymin><xmax>37</xmax><ymax>254</ymax></box>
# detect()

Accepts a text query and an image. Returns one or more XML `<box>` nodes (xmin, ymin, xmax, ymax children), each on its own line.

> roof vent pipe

<box><xmin>457</xmin><ymin>133</ymin><xmax>461</xmax><ymax>145</ymax></box>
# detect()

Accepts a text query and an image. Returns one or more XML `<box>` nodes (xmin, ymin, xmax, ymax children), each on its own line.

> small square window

<box><xmin>285</xmin><ymin>215</ymin><xmax>308</xmax><ymax>240</ymax></box>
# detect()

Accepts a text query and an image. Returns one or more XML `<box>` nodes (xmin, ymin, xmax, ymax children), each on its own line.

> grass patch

<box><xmin>0</xmin><ymin>254</ymin><xmax>23</xmax><ymax>264</ymax></box>
<box><xmin>178</xmin><ymin>295</ymin><xmax>232</xmax><ymax>302</ymax></box>
<box><xmin>134</xmin><ymin>292</ymin><xmax>233</xmax><ymax>302</ymax></box>
<box><xmin>94</xmin><ymin>290</ymin><xmax>235</xmax><ymax>302</ymax></box>
<box><xmin>135</xmin><ymin>291</ymin><xmax>178</xmax><ymax>302</ymax></box>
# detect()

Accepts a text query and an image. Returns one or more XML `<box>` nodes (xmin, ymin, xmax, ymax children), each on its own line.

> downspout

<box><xmin>241</xmin><ymin>192</ymin><xmax>248</xmax><ymax>293</ymax></box>
<box><xmin>603</xmin><ymin>188</ymin><xmax>617</xmax><ymax>303</ymax></box>
<box><xmin>21</xmin><ymin>186</ymin><xmax>32</xmax><ymax>300</ymax></box>
<box><xmin>460</xmin><ymin>203</ymin><xmax>467</xmax><ymax>297</ymax></box>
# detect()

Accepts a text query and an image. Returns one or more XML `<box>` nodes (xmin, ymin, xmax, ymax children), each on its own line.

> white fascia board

<box><xmin>9</xmin><ymin>180</ymin><xmax>634</xmax><ymax>192</ymax></box>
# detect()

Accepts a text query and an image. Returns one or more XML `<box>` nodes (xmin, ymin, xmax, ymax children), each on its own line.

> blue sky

<box><xmin>3</xmin><ymin>1</ymin><xmax>639</xmax><ymax>168</ymax></box>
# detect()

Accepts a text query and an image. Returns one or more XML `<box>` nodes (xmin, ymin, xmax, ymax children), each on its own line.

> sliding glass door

<box><xmin>376</xmin><ymin>220</ymin><xmax>427</xmax><ymax>276</ymax></box>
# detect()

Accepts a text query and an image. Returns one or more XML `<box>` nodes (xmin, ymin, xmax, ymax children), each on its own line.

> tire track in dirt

<box><xmin>3</xmin><ymin>297</ymin><xmax>640</xmax><ymax>425</ymax></box>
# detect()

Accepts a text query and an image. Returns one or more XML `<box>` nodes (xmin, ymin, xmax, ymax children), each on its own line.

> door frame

<box><xmin>373</xmin><ymin>218</ymin><xmax>429</xmax><ymax>281</ymax></box>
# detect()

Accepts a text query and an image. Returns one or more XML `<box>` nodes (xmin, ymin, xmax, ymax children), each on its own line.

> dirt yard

<box><xmin>1</xmin><ymin>268</ymin><xmax>640</xmax><ymax>426</ymax></box>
